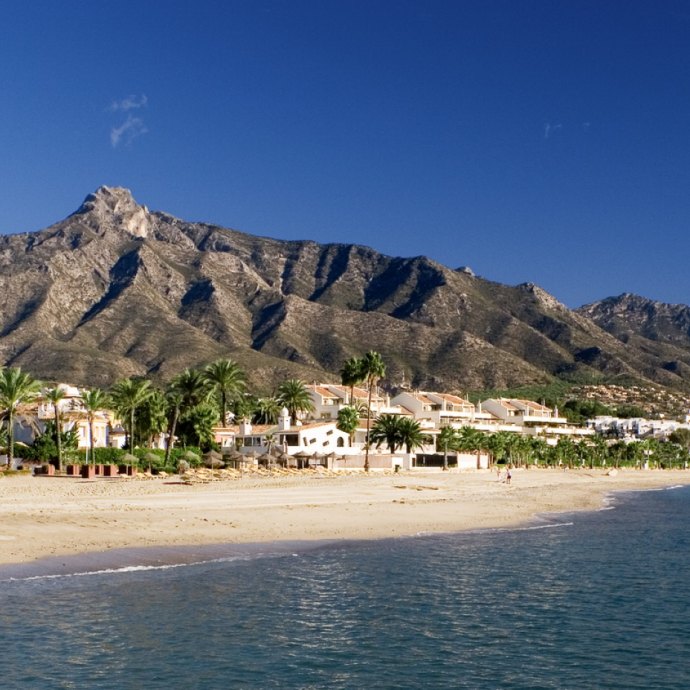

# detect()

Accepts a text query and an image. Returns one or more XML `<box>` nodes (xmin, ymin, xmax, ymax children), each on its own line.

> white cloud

<box><xmin>109</xmin><ymin>94</ymin><xmax>148</xmax><ymax>112</ymax></box>
<box><xmin>110</xmin><ymin>115</ymin><xmax>148</xmax><ymax>148</ymax></box>
<box><xmin>544</xmin><ymin>122</ymin><xmax>563</xmax><ymax>139</ymax></box>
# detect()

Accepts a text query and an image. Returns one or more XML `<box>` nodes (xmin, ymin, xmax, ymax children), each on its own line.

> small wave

<box><xmin>665</xmin><ymin>485</ymin><xmax>685</xmax><ymax>491</ymax></box>
<box><xmin>0</xmin><ymin>550</ymin><xmax>292</xmax><ymax>584</ymax></box>
<box><xmin>495</xmin><ymin>521</ymin><xmax>574</xmax><ymax>532</ymax></box>
<box><xmin>2</xmin><ymin>557</ymin><xmax>236</xmax><ymax>583</ymax></box>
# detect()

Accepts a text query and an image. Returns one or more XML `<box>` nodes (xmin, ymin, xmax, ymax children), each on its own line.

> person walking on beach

<box><xmin>506</xmin><ymin>468</ymin><xmax>512</xmax><ymax>485</ymax></box>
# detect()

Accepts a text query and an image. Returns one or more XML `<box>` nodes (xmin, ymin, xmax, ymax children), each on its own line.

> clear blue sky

<box><xmin>2</xmin><ymin>0</ymin><xmax>689</xmax><ymax>308</ymax></box>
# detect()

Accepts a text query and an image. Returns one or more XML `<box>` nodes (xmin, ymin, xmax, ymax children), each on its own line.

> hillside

<box><xmin>0</xmin><ymin>186</ymin><xmax>687</xmax><ymax>394</ymax></box>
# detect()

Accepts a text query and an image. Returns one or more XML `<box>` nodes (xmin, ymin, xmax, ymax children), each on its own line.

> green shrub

<box><xmin>91</xmin><ymin>447</ymin><xmax>127</xmax><ymax>465</ymax></box>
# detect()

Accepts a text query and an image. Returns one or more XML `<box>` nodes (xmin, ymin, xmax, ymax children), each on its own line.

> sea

<box><xmin>1</xmin><ymin>485</ymin><xmax>690</xmax><ymax>689</ymax></box>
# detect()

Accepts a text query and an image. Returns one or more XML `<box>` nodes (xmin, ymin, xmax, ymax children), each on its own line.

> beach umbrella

<box><xmin>143</xmin><ymin>452</ymin><xmax>159</xmax><ymax>472</ymax></box>
<box><xmin>182</xmin><ymin>450</ymin><xmax>200</xmax><ymax>462</ymax></box>
<box><xmin>203</xmin><ymin>450</ymin><xmax>223</xmax><ymax>468</ymax></box>
<box><xmin>294</xmin><ymin>450</ymin><xmax>311</xmax><ymax>469</ymax></box>
<box><xmin>121</xmin><ymin>453</ymin><xmax>138</xmax><ymax>465</ymax></box>
<box><xmin>225</xmin><ymin>449</ymin><xmax>249</xmax><ymax>470</ymax></box>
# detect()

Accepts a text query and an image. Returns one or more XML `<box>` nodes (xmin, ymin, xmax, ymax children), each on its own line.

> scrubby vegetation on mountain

<box><xmin>0</xmin><ymin>186</ymin><xmax>687</xmax><ymax>399</ymax></box>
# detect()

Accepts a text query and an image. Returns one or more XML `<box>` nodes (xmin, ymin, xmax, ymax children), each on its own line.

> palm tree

<box><xmin>253</xmin><ymin>396</ymin><xmax>281</xmax><ymax>425</ymax></box>
<box><xmin>336</xmin><ymin>406</ymin><xmax>360</xmax><ymax>447</ymax></box>
<box><xmin>437</xmin><ymin>425</ymin><xmax>458</xmax><ymax>470</ymax></box>
<box><xmin>203</xmin><ymin>359</ymin><xmax>246</xmax><ymax>426</ymax></box>
<box><xmin>484</xmin><ymin>432</ymin><xmax>506</xmax><ymax>468</ymax></box>
<box><xmin>455</xmin><ymin>426</ymin><xmax>486</xmax><ymax>452</ymax></box>
<box><xmin>136</xmin><ymin>388</ymin><xmax>168</xmax><ymax>447</ymax></box>
<box><xmin>340</xmin><ymin>357</ymin><xmax>363</xmax><ymax>404</ymax></box>
<box><xmin>454</xmin><ymin>426</ymin><xmax>490</xmax><ymax>470</ymax></box>
<box><xmin>370</xmin><ymin>414</ymin><xmax>402</xmax><ymax>453</ymax></box>
<box><xmin>44</xmin><ymin>387</ymin><xmax>66</xmax><ymax>471</ymax></box>
<box><xmin>164</xmin><ymin>368</ymin><xmax>214</xmax><ymax>464</ymax></box>
<box><xmin>81</xmin><ymin>388</ymin><xmax>110</xmax><ymax>465</ymax></box>
<box><xmin>397</xmin><ymin>417</ymin><xmax>427</xmax><ymax>454</ymax></box>
<box><xmin>164</xmin><ymin>387</ymin><xmax>183</xmax><ymax>466</ymax></box>
<box><xmin>0</xmin><ymin>367</ymin><xmax>41</xmax><ymax>468</ymax></box>
<box><xmin>554</xmin><ymin>436</ymin><xmax>577</xmax><ymax>468</ymax></box>
<box><xmin>277</xmin><ymin>379</ymin><xmax>314</xmax><ymax>425</ymax></box>
<box><xmin>179</xmin><ymin>401</ymin><xmax>218</xmax><ymax>448</ymax></box>
<box><xmin>360</xmin><ymin>351</ymin><xmax>386</xmax><ymax>472</ymax></box>
<box><xmin>110</xmin><ymin>378</ymin><xmax>154</xmax><ymax>449</ymax></box>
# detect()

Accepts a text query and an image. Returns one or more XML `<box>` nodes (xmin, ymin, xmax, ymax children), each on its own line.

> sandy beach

<box><xmin>0</xmin><ymin>468</ymin><xmax>687</xmax><ymax>566</ymax></box>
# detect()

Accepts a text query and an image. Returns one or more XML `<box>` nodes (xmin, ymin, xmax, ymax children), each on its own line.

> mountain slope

<box><xmin>577</xmin><ymin>294</ymin><xmax>690</xmax><ymax>382</ymax></box>
<box><xmin>0</xmin><ymin>186</ymin><xmax>687</xmax><ymax>393</ymax></box>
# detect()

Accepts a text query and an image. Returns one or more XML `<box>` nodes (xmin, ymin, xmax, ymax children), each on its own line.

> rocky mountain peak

<box><xmin>517</xmin><ymin>282</ymin><xmax>566</xmax><ymax>311</ymax></box>
<box><xmin>74</xmin><ymin>185</ymin><xmax>151</xmax><ymax>238</ymax></box>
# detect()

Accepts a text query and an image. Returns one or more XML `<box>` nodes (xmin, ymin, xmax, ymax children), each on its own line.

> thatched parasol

<box><xmin>143</xmin><ymin>452</ymin><xmax>159</xmax><ymax>472</ymax></box>
<box><xmin>258</xmin><ymin>452</ymin><xmax>272</xmax><ymax>467</ymax></box>
<box><xmin>203</xmin><ymin>450</ymin><xmax>224</xmax><ymax>468</ymax></box>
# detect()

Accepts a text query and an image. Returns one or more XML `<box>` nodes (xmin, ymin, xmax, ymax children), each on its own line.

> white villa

<box><xmin>214</xmin><ymin>407</ymin><xmax>352</xmax><ymax>456</ymax></box>
<box><xmin>307</xmin><ymin>384</ymin><xmax>403</xmax><ymax>419</ymax></box>
<box><xmin>587</xmin><ymin>414</ymin><xmax>690</xmax><ymax>440</ymax></box>
<box><xmin>479</xmin><ymin>398</ymin><xmax>593</xmax><ymax>443</ymax></box>
<box><xmin>36</xmin><ymin>385</ymin><xmax>113</xmax><ymax>451</ymax></box>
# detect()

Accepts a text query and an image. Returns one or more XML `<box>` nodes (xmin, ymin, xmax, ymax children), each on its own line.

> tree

<box><xmin>81</xmin><ymin>388</ymin><xmax>110</xmax><ymax>465</ymax></box>
<box><xmin>253</xmin><ymin>397</ymin><xmax>281</xmax><ymax>425</ymax></box>
<box><xmin>554</xmin><ymin>436</ymin><xmax>577</xmax><ymax>468</ymax></box>
<box><xmin>26</xmin><ymin>422</ymin><xmax>78</xmax><ymax>463</ymax></box>
<box><xmin>397</xmin><ymin>417</ymin><xmax>427</xmax><ymax>454</ymax></box>
<box><xmin>455</xmin><ymin>426</ymin><xmax>488</xmax><ymax>453</ymax></box>
<box><xmin>337</xmin><ymin>406</ymin><xmax>360</xmax><ymax>447</ymax></box>
<box><xmin>484</xmin><ymin>431</ymin><xmax>511</xmax><ymax>467</ymax></box>
<box><xmin>136</xmin><ymin>388</ymin><xmax>168</xmax><ymax>447</ymax></box>
<box><xmin>360</xmin><ymin>351</ymin><xmax>386</xmax><ymax>472</ymax></box>
<box><xmin>0</xmin><ymin>367</ymin><xmax>41</xmax><ymax>468</ymax></box>
<box><xmin>277</xmin><ymin>379</ymin><xmax>314</xmax><ymax>424</ymax></box>
<box><xmin>232</xmin><ymin>393</ymin><xmax>257</xmax><ymax>421</ymax></box>
<box><xmin>177</xmin><ymin>401</ymin><xmax>218</xmax><ymax>448</ymax></box>
<box><xmin>203</xmin><ymin>359</ymin><xmax>245</xmax><ymax>426</ymax></box>
<box><xmin>528</xmin><ymin>436</ymin><xmax>549</xmax><ymax>467</ymax></box>
<box><xmin>669</xmin><ymin>428</ymin><xmax>690</xmax><ymax>454</ymax></box>
<box><xmin>340</xmin><ymin>357</ymin><xmax>364</xmax><ymax>404</ymax></box>
<box><xmin>370</xmin><ymin>414</ymin><xmax>402</xmax><ymax>453</ymax></box>
<box><xmin>44</xmin><ymin>387</ymin><xmax>66</xmax><ymax>471</ymax></box>
<box><xmin>437</xmin><ymin>426</ymin><xmax>458</xmax><ymax>470</ymax></box>
<box><xmin>110</xmin><ymin>378</ymin><xmax>154</xmax><ymax>449</ymax></box>
<box><xmin>164</xmin><ymin>368</ymin><xmax>214</xmax><ymax>464</ymax></box>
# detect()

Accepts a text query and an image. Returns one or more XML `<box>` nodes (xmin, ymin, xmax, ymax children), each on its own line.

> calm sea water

<box><xmin>2</xmin><ymin>486</ymin><xmax>690</xmax><ymax>689</ymax></box>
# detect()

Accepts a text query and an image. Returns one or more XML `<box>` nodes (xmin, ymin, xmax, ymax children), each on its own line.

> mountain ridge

<box><xmin>0</xmin><ymin>186</ymin><xmax>687</xmax><ymax>394</ymax></box>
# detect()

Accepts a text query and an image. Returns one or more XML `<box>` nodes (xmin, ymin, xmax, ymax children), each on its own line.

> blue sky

<box><xmin>2</xmin><ymin>1</ymin><xmax>689</xmax><ymax>307</ymax></box>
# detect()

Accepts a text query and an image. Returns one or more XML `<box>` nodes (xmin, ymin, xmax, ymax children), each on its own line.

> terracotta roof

<box><xmin>414</xmin><ymin>393</ymin><xmax>435</xmax><ymax>405</ymax></box>
<box><xmin>438</xmin><ymin>393</ymin><xmax>472</xmax><ymax>406</ymax></box>
<box><xmin>492</xmin><ymin>399</ymin><xmax>520</xmax><ymax>411</ymax></box>
<box><xmin>512</xmin><ymin>399</ymin><xmax>550</xmax><ymax>413</ymax></box>
<box><xmin>308</xmin><ymin>385</ymin><xmax>340</xmax><ymax>399</ymax></box>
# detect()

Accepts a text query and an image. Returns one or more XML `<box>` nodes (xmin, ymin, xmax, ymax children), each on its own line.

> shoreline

<box><xmin>0</xmin><ymin>468</ymin><xmax>688</xmax><ymax>572</ymax></box>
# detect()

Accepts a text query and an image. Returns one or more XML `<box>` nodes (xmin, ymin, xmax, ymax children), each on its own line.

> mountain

<box><xmin>0</xmin><ymin>186</ymin><xmax>688</xmax><ymax>393</ymax></box>
<box><xmin>577</xmin><ymin>294</ymin><xmax>690</xmax><ymax>382</ymax></box>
